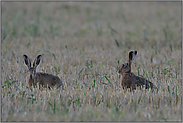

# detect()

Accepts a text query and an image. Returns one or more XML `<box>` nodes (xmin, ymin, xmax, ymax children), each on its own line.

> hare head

<box><xmin>23</xmin><ymin>55</ymin><xmax>41</xmax><ymax>80</ymax></box>
<box><xmin>117</xmin><ymin>51</ymin><xmax>137</xmax><ymax>74</ymax></box>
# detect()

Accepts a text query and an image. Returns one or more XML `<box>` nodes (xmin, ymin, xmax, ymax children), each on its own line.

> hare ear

<box><xmin>129</xmin><ymin>51</ymin><xmax>137</xmax><ymax>66</ymax></box>
<box><xmin>23</xmin><ymin>55</ymin><xmax>31</xmax><ymax>68</ymax></box>
<box><xmin>33</xmin><ymin>55</ymin><xmax>41</xmax><ymax>68</ymax></box>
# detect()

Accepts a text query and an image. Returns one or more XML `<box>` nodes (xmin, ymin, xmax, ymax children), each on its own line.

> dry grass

<box><xmin>1</xmin><ymin>2</ymin><xmax>182</xmax><ymax>122</ymax></box>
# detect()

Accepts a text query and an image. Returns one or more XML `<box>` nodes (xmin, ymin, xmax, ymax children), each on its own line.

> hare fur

<box><xmin>117</xmin><ymin>51</ymin><xmax>158</xmax><ymax>91</ymax></box>
<box><xmin>23</xmin><ymin>55</ymin><xmax>63</xmax><ymax>89</ymax></box>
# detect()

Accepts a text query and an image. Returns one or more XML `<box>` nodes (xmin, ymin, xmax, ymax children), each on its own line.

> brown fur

<box><xmin>117</xmin><ymin>51</ymin><xmax>158</xmax><ymax>92</ymax></box>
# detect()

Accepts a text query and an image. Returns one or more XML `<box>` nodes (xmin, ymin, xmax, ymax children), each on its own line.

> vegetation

<box><xmin>1</xmin><ymin>2</ymin><xmax>182</xmax><ymax>121</ymax></box>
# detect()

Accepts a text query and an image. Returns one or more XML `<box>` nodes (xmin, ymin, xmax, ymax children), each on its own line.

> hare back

<box><xmin>121</xmin><ymin>73</ymin><xmax>139</xmax><ymax>89</ymax></box>
<box><xmin>121</xmin><ymin>72</ymin><xmax>153</xmax><ymax>90</ymax></box>
<box><xmin>35</xmin><ymin>72</ymin><xmax>62</xmax><ymax>88</ymax></box>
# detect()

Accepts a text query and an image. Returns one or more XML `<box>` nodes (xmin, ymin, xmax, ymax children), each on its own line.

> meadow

<box><xmin>1</xmin><ymin>2</ymin><xmax>182</xmax><ymax>122</ymax></box>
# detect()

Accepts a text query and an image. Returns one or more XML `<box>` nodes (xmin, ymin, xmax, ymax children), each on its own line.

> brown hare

<box><xmin>23</xmin><ymin>55</ymin><xmax>63</xmax><ymax>89</ymax></box>
<box><xmin>117</xmin><ymin>51</ymin><xmax>158</xmax><ymax>92</ymax></box>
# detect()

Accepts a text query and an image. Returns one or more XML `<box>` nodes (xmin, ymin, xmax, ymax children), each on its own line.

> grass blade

<box><xmin>93</xmin><ymin>79</ymin><xmax>96</xmax><ymax>87</ymax></box>
<box><xmin>78</xmin><ymin>66</ymin><xmax>86</xmax><ymax>75</ymax></box>
<box><xmin>108</xmin><ymin>24</ymin><xmax>119</xmax><ymax>35</ymax></box>
<box><xmin>99</xmin><ymin>76</ymin><xmax>111</xmax><ymax>84</ymax></box>
<box><xmin>65</xmin><ymin>45</ymin><xmax>68</xmax><ymax>50</ymax></box>
<box><xmin>27</xmin><ymin>42</ymin><xmax>30</xmax><ymax>48</ymax></box>
<box><xmin>104</xmin><ymin>76</ymin><xmax>111</xmax><ymax>84</ymax></box>
<box><xmin>52</xmin><ymin>53</ymin><xmax>56</xmax><ymax>60</ymax></box>
<box><xmin>115</xmin><ymin>39</ymin><xmax>120</xmax><ymax>47</ymax></box>
<box><xmin>99</xmin><ymin>76</ymin><xmax>105</xmax><ymax>81</ymax></box>
<box><xmin>102</xmin><ymin>82</ymin><xmax>108</xmax><ymax>85</ymax></box>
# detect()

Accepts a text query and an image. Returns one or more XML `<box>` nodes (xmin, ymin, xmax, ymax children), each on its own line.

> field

<box><xmin>1</xmin><ymin>2</ymin><xmax>182</xmax><ymax>122</ymax></box>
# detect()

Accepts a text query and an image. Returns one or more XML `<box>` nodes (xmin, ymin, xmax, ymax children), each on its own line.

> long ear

<box><xmin>33</xmin><ymin>55</ymin><xmax>42</xmax><ymax>68</ymax></box>
<box><xmin>129</xmin><ymin>51</ymin><xmax>137</xmax><ymax>66</ymax></box>
<box><xmin>23</xmin><ymin>55</ymin><xmax>31</xmax><ymax>68</ymax></box>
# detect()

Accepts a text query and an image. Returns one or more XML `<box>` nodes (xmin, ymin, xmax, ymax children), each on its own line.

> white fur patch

<box><xmin>132</xmin><ymin>52</ymin><xmax>137</xmax><ymax>62</ymax></box>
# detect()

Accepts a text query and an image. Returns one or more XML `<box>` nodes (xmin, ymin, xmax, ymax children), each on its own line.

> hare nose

<box><xmin>30</xmin><ymin>74</ymin><xmax>32</xmax><ymax>79</ymax></box>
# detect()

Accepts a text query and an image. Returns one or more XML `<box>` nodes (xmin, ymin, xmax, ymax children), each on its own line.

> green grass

<box><xmin>1</xmin><ymin>2</ymin><xmax>182</xmax><ymax>122</ymax></box>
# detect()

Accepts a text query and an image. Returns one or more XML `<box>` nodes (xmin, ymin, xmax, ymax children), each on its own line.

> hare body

<box><xmin>117</xmin><ymin>51</ymin><xmax>158</xmax><ymax>91</ymax></box>
<box><xmin>24</xmin><ymin>55</ymin><xmax>63</xmax><ymax>89</ymax></box>
<box><xmin>120</xmin><ymin>72</ymin><xmax>155</xmax><ymax>90</ymax></box>
<box><xmin>26</xmin><ymin>72</ymin><xmax>63</xmax><ymax>89</ymax></box>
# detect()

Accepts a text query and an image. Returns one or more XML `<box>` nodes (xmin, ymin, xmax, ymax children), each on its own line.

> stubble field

<box><xmin>1</xmin><ymin>2</ymin><xmax>182</xmax><ymax>122</ymax></box>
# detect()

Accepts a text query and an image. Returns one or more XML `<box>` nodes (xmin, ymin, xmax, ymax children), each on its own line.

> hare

<box><xmin>23</xmin><ymin>54</ymin><xmax>63</xmax><ymax>89</ymax></box>
<box><xmin>117</xmin><ymin>51</ymin><xmax>158</xmax><ymax>92</ymax></box>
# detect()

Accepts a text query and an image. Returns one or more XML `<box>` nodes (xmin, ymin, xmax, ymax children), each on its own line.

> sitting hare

<box><xmin>117</xmin><ymin>51</ymin><xmax>158</xmax><ymax>92</ymax></box>
<box><xmin>23</xmin><ymin>54</ymin><xmax>63</xmax><ymax>89</ymax></box>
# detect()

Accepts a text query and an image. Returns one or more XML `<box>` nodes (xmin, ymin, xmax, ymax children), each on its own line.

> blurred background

<box><xmin>2</xmin><ymin>2</ymin><xmax>181</xmax><ymax>51</ymax></box>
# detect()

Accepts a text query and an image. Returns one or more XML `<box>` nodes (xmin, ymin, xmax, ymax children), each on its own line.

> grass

<box><xmin>1</xmin><ymin>2</ymin><xmax>182</xmax><ymax>122</ymax></box>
